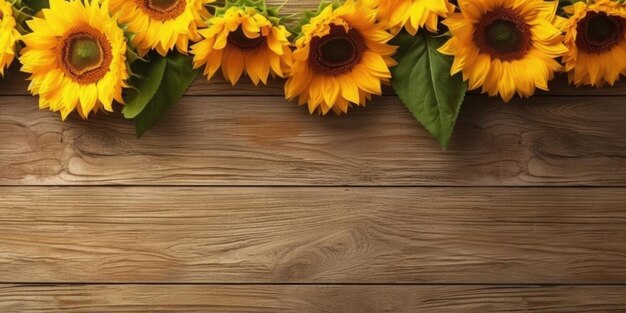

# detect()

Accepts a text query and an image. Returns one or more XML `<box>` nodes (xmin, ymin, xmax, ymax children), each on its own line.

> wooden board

<box><xmin>2</xmin><ymin>285</ymin><xmax>626</xmax><ymax>312</ymax></box>
<box><xmin>2</xmin><ymin>95</ymin><xmax>626</xmax><ymax>186</ymax></box>
<box><xmin>2</xmin><ymin>187</ymin><xmax>626</xmax><ymax>284</ymax></box>
<box><xmin>3</xmin><ymin>0</ymin><xmax>626</xmax><ymax>310</ymax></box>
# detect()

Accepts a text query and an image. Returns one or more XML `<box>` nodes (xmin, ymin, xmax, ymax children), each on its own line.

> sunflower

<box><xmin>20</xmin><ymin>0</ymin><xmax>129</xmax><ymax>120</ymax></box>
<box><xmin>107</xmin><ymin>0</ymin><xmax>213</xmax><ymax>56</ymax></box>
<box><xmin>0</xmin><ymin>0</ymin><xmax>20</xmax><ymax>75</ymax></box>
<box><xmin>363</xmin><ymin>0</ymin><xmax>455</xmax><ymax>34</ymax></box>
<box><xmin>191</xmin><ymin>3</ymin><xmax>293</xmax><ymax>85</ymax></box>
<box><xmin>562</xmin><ymin>0</ymin><xmax>626</xmax><ymax>87</ymax></box>
<box><xmin>438</xmin><ymin>0</ymin><xmax>568</xmax><ymax>102</ymax></box>
<box><xmin>284</xmin><ymin>1</ymin><xmax>397</xmax><ymax>115</ymax></box>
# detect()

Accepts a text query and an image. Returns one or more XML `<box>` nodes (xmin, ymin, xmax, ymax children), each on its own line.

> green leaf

<box><xmin>122</xmin><ymin>55</ymin><xmax>167</xmax><ymax>119</ymax></box>
<box><xmin>22</xmin><ymin>0</ymin><xmax>48</xmax><ymax>13</ymax></box>
<box><xmin>134</xmin><ymin>52</ymin><xmax>199</xmax><ymax>138</ymax></box>
<box><xmin>391</xmin><ymin>31</ymin><xmax>467</xmax><ymax>149</ymax></box>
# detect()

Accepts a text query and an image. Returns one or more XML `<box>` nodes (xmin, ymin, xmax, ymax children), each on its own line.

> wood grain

<box><xmin>2</xmin><ymin>187</ymin><xmax>626</xmax><ymax>284</ymax></box>
<box><xmin>2</xmin><ymin>285</ymin><xmax>626</xmax><ymax>312</ymax></box>
<box><xmin>2</xmin><ymin>95</ymin><xmax>626</xmax><ymax>186</ymax></box>
<box><xmin>1</xmin><ymin>0</ymin><xmax>624</xmax><ymax>308</ymax></box>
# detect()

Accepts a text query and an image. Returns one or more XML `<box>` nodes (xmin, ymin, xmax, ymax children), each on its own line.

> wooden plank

<box><xmin>2</xmin><ymin>187</ymin><xmax>626</xmax><ymax>284</ymax></box>
<box><xmin>2</xmin><ymin>285</ymin><xmax>626</xmax><ymax>312</ymax></box>
<box><xmin>1</xmin><ymin>95</ymin><xmax>626</xmax><ymax>186</ymax></box>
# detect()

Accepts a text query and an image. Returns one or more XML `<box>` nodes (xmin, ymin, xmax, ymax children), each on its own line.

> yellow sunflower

<box><xmin>284</xmin><ymin>0</ymin><xmax>397</xmax><ymax>115</ymax></box>
<box><xmin>191</xmin><ymin>4</ymin><xmax>293</xmax><ymax>85</ymax></box>
<box><xmin>20</xmin><ymin>0</ymin><xmax>129</xmax><ymax>120</ymax></box>
<box><xmin>363</xmin><ymin>0</ymin><xmax>455</xmax><ymax>34</ymax></box>
<box><xmin>439</xmin><ymin>0</ymin><xmax>568</xmax><ymax>102</ymax></box>
<box><xmin>0</xmin><ymin>0</ymin><xmax>20</xmax><ymax>75</ymax></box>
<box><xmin>562</xmin><ymin>0</ymin><xmax>626</xmax><ymax>87</ymax></box>
<box><xmin>107</xmin><ymin>0</ymin><xmax>213</xmax><ymax>56</ymax></box>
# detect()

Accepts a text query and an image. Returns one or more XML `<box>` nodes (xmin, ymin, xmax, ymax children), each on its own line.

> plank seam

<box><xmin>1</xmin><ymin>185</ymin><xmax>625</xmax><ymax>188</ymax></box>
<box><xmin>3</xmin><ymin>283</ymin><xmax>626</xmax><ymax>286</ymax></box>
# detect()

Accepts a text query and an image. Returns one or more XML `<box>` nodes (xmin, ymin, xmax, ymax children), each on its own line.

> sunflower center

<box><xmin>309</xmin><ymin>24</ymin><xmax>365</xmax><ymax>75</ymax></box>
<box><xmin>227</xmin><ymin>26</ymin><xmax>265</xmax><ymax>50</ymax></box>
<box><xmin>576</xmin><ymin>12</ymin><xmax>625</xmax><ymax>54</ymax></box>
<box><xmin>319</xmin><ymin>37</ymin><xmax>356</xmax><ymax>65</ymax></box>
<box><xmin>59</xmin><ymin>26</ymin><xmax>113</xmax><ymax>84</ymax></box>
<box><xmin>142</xmin><ymin>0</ymin><xmax>186</xmax><ymax>21</ymax></box>
<box><xmin>148</xmin><ymin>0</ymin><xmax>179</xmax><ymax>12</ymax></box>
<box><xmin>69</xmin><ymin>39</ymin><xmax>102</xmax><ymax>72</ymax></box>
<box><xmin>474</xmin><ymin>8</ymin><xmax>532</xmax><ymax>61</ymax></box>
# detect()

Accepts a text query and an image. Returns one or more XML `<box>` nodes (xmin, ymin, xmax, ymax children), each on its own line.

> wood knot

<box><xmin>73</xmin><ymin>132</ymin><xmax>125</xmax><ymax>156</ymax></box>
<box><xmin>533</xmin><ymin>132</ymin><xmax>590</xmax><ymax>159</ymax></box>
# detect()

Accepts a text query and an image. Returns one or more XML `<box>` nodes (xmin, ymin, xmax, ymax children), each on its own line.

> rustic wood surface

<box><xmin>3</xmin><ymin>95</ymin><xmax>626</xmax><ymax>186</ymax></box>
<box><xmin>2</xmin><ymin>187</ymin><xmax>626</xmax><ymax>284</ymax></box>
<box><xmin>3</xmin><ymin>285</ymin><xmax>626</xmax><ymax>312</ymax></box>
<box><xmin>2</xmin><ymin>0</ymin><xmax>626</xmax><ymax>310</ymax></box>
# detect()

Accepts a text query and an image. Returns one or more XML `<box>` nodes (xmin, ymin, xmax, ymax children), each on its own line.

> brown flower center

<box><xmin>141</xmin><ymin>0</ymin><xmax>186</xmax><ymax>21</ymax></box>
<box><xmin>58</xmin><ymin>26</ymin><xmax>112</xmax><ymax>84</ymax></box>
<box><xmin>308</xmin><ymin>24</ymin><xmax>366</xmax><ymax>75</ymax></box>
<box><xmin>227</xmin><ymin>26</ymin><xmax>266</xmax><ymax>50</ymax></box>
<box><xmin>576</xmin><ymin>12</ymin><xmax>625</xmax><ymax>54</ymax></box>
<box><xmin>474</xmin><ymin>8</ymin><xmax>532</xmax><ymax>61</ymax></box>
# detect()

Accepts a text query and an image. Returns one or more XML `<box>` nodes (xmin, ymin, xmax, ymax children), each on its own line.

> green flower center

<box><xmin>576</xmin><ymin>12</ymin><xmax>625</xmax><ymax>54</ymax></box>
<box><xmin>485</xmin><ymin>20</ymin><xmax>524</xmax><ymax>54</ymax></box>
<box><xmin>68</xmin><ymin>38</ymin><xmax>104</xmax><ymax>73</ymax></box>
<box><xmin>60</xmin><ymin>27</ymin><xmax>113</xmax><ymax>84</ymax></box>
<box><xmin>474</xmin><ymin>8</ymin><xmax>532</xmax><ymax>61</ymax></box>
<box><xmin>309</xmin><ymin>24</ymin><xmax>366</xmax><ymax>75</ymax></box>
<box><xmin>227</xmin><ymin>26</ymin><xmax>266</xmax><ymax>50</ymax></box>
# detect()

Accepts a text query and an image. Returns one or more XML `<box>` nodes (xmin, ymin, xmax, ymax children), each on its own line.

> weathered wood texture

<box><xmin>2</xmin><ymin>285</ymin><xmax>626</xmax><ymax>312</ymax></box>
<box><xmin>2</xmin><ymin>95</ymin><xmax>626</xmax><ymax>186</ymax></box>
<box><xmin>3</xmin><ymin>0</ymin><xmax>626</xmax><ymax>309</ymax></box>
<box><xmin>2</xmin><ymin>187</ymin><xmax>626</xmax><ymax>284</ymax></box>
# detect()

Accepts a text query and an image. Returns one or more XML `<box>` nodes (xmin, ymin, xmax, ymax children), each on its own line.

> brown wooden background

<box><xmin>2</xmin><ymin>1</ymin><xmax>626</xmax><ymax>311</ymax></box>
